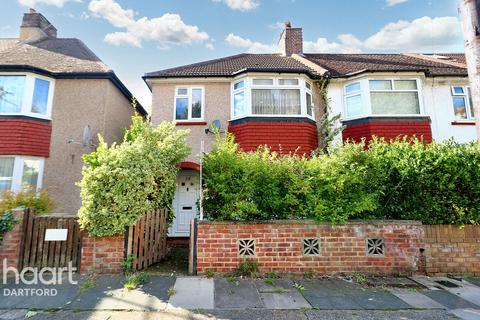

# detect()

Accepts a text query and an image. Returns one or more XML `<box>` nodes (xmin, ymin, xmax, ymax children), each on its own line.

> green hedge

<box><xmin>78</xmin><ymin>114</ymin><xmax>190</xmax><ymax>237</ymax></box>
<box><xmin>202</xmin><ymin>134</ymin><xmax>480</xmax><ymax>225</ymax></box>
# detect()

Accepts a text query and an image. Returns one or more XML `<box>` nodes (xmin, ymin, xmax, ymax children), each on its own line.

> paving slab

<box><xmin>167</xmin><ymin>277</ymin><xmax>214</xmax><ymax>310</ymax></box>
<box><xmin>349</xmin><ymin>290</ymin><xmax>410</xmax><ymax>309</ymax></box>
<box><xmin>214</xmin><ymin>278</ymin><xmax>263</xmax><ymax>309</ymax></box>
<box><xmin>0</xmin><ymin>282</ymin><xmax>78</xmax><ymax>309</ymax></box>
<box><xmin>389</xmin><ymin>288</ymin><xmax>446</xmax><ymax>309</ymax></box>
<box><xmin>367</xmin><ymin>276</ymin><xmax>424</xmax><ymax>288</ymax></box>
<box><xmin>449</xmin><ymin>309</ymin><xmax>480</xmax><ymax>320</ymax></box>
<box><xmin>255</xmin><ymin>279</ymin><xmax>295</xmax><ymax>292</ymax></box>
<box><xmin>254</xmin><ymin>279</ymin><xmax>311</xmax><ymax>310</ymax></box>
<box><xmin>259</xmin><ymin>291</ymin><xmax>311</xmax><ymax>310</ymax></box>
<box><xmin>298</xmin><ymin>278</ymin><xmax>408</xmax><ymax>310</ymax></box>
<box><xmin>422</xmin><ymin>290</ymin><xmax>480</xmax><ymax>310</ymax></box>
<box><xmin>305</xmin><ymin>310</ymin><xmax>459</xmax><ymax>320</ymax></box>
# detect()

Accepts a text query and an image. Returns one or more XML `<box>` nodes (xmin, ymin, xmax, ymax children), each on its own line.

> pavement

<box><xmin>0</xmin><ymin>274</ymin><xmax>479</xmax><ymax>320</ymax></box>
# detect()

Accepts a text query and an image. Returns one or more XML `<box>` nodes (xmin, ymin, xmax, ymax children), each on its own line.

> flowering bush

<box><xmin>78</xmin><ymin>114</ymin><xmax>190</xmax><ymax>236</ymax></box>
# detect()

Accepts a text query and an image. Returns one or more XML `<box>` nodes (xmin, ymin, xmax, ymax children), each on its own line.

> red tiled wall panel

<box><xmin>0</xmin><ymin>119</ymin><xmax>52</xmax><ymax>157</ymax></box>
<box><xmin>228</xmin><ymin>121</ymin><xmax>318</xmax><ymax>155</ymax></box>
<box><xmin>342</xmin><ymin>120</ymin><xmax>432</xmax><ymax>143</ymax></box>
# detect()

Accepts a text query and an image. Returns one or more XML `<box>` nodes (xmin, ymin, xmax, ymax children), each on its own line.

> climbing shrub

<box><xmin>78</xmin><ymin>114</ymin><xmax>190</xmax><ymax>237</ymax></box>
<box><xmin>202</xmin><ymin>135</ymin><xmax>480</xmax><ymax>225</ymax></box>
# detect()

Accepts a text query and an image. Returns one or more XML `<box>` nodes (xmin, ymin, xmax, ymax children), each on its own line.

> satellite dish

<box><xmin>211</xmin><ymin>120</ymin><xmax>221</xmax><ymax>131</ymax></box>
<box><xmin>82</xmin><ymin>125</ymin><xmax>91</xmax><ymax>147</ymax></box>
<box><xmin>205</xmin><ymin>120</ymin><xmax>222</xmax><ymax>135</ymax></box>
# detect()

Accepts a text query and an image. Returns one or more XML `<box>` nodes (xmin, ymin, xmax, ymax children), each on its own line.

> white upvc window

<box><xmin>451</xmin><ymin>86</ymin><xmax>475</xmax><ymax>120</ymax></box>
<box><xmin>231</xmin><ymin>76</ymin><xmax>314</xmax><ymax>120</ymax></box>
<box><xmin>174</xmin><ymin>86</ymin><xmax>204</xmax><ymax>121</ymax></box>
<box><xmin>0</xmin><ymin>156</ymin><xmax>44</xmax><ymax>193</ymax></box>
<box><xmin>0</xmin><ymin>73</ymin><xmax>55</xmax><ymax>119</ymax></box>
<box><xmin>343</xmin><ymin>78</ymin><xmax>423</xmax><ymax>119</ymax></box>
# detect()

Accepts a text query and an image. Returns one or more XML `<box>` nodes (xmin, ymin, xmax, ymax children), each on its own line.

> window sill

<box><xmin>451</xmin><ymin>121</ymin><xmax>476</xmax><ymax>126</ymax></box>
<box><xmin>175</xmin><ymin>121</ymin><xmax>208</xmax><ymax>126</ymax></box>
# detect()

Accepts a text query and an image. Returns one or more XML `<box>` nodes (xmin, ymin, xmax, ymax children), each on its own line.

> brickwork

<box><xmin>228</xmin><ymin>120</ymin><xmax>318</xmax><ymax>155</ymax></box>
<box><xmin>423</xmin><ymin>225</ymin><xmax>480</xmax><ymax>276</ymax></box>
<box><xmin>280</xmin><ymin>27</ymin><xmax>303</xmax><ymax>56</ymax></box>
<box><xmin>80</xmin><ymin>232</ymin><xmax>125</xmax><ymax>274</ymax></box>
<box><xmin>342</xmin><ymin>119</ymin><xmax>432</xmax><ymax>144</ymax></box>
<box><xmin>0</xmin><ymin>209</ymin><xmax>26</xmax><ymax>272</ymax></box>
<box><xmin>0</xmin><ymin>118</ymin><xmax>52</xmax><ymax>157</ymax></box>
<box><xmin>196</xmin><ymin>220</ymin><xmax>424</xmax><ymax>274</ymax></box>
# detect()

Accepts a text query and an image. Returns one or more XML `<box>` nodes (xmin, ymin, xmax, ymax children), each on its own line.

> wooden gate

<box><xmin>19</xmin><ymin>210</ymin><xmax>82</xmax><ymax>270</ymax></box>
<box><xmin>126</xmin><ymin>209</ymin><xmax>168</xmax><ymax>270</ymax></box>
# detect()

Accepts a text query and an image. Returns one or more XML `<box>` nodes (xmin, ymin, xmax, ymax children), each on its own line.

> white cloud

<box><xmin>225</xmin><ymin>16</ymin><xmax>461</xmax><ymax>54</ymax></box>
<box><xmin>304</xmin><ymin>34</ymin><xmax>363</xmax><ymax>53</ymax></box>
<box><xmin>17</xmin><ymin>0</ymin><xmax>77</xmax><ymax>7</ymax></box>
<box><xmin>364</xmin><ymin>16</ymin><xmax>461</xmax><ymax>51</ymax></box>
<box><xmin>225</xmin><ymin>33</ymin><xmax>275</xmax><ymax>53</ymax></box>
<box><xmin>213</xmin><ymin>0</ymin><xmax>259</xmax><ymax>11</ymax></box>
<box><xmin>88</xmin><ymin>0</ymin><xmax>210</xmax><ymax>48</ymax></box>
<box><xmin>386</xmin><ymin>0</ymin><xmax>408</xmax><ymax>6</ymax></box>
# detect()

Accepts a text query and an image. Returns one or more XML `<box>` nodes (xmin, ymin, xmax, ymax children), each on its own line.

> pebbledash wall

<box><xmin>195</xmin><ymin>220</ymin><xmax>425</xmax><ymax>274</ymax></box>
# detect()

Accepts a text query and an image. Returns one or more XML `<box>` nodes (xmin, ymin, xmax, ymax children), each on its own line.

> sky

<box><xmin>0</xmin><ymin>0</ymin><xmax>464</xmax><ymax>110</ymax></box>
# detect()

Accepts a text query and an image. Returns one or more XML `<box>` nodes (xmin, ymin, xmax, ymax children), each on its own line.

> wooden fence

<box><xmin>19</xmin><ymin>210</ymin><xmax>82</xmax><ymax>270</ymax></box>
<box><xmin>125</xmin><ymin>209</ymin><xmax>168</xmax><ymax>270</ymax></box>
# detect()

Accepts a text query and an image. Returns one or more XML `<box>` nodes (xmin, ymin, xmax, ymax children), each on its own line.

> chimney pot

<box><xmin>29</xmin><ymin>8</ymin><xmax>36</xmax><ymax>13</ymax></box>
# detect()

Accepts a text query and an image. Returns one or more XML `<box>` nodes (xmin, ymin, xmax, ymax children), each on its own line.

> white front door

<box><xmin>169</xmin><ymin>171</ymin><xmax>199</xmax><ymax>237</ymax></box>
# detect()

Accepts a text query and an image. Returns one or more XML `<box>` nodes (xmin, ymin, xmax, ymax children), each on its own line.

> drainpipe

<box><xmin>199</xmin><ymin>140</ymin><xmax>204</xmax><ymax>220</ymax></box>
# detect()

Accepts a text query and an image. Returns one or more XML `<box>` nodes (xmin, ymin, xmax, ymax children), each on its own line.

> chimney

<box><xmin>278</xmin><ymin>21</ymin><xmax>303</xmax><ymax>56</ymax></box>
<box><xmin>19</xmin><ymin>9</ymin><xmax>57</xmax><ymax>42</ymax></box>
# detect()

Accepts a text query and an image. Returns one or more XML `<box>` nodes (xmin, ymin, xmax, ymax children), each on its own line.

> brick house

<box><xmin>0</xmin><ymin>10</ymin><xmax>146</xmax><ymax>214</ymax></box>
<box><xmin>144</xmin><ymin>22</ymin><xmax>475</xmax><ymax>238</ymax></box>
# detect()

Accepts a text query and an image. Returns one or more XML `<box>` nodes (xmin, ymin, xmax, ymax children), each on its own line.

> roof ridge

<box><xmin>147</xmin><ymin>53</ymin><xmax>251</xmax><ymax>75</ymax></box>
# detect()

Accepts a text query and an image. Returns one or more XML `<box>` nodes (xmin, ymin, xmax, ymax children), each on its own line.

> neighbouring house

<box><xmin>144</xmin><ymin>22</ymin><xmax>476</xmax><ymax>238</ymax></box>
<box><xmin>0</xmin><ymin>10</ymin><xmax>146</xmax><ymax>214</ymax></box>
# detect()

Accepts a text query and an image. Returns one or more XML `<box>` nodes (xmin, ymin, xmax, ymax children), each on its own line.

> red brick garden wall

<box><xmin>423</xmin><ymin>225</ymin><xmax>480</xmax><ymax>276</ymax></box>
<box><xmin>0</xmin><ymin>209</ymin><xmax>26</xmax><ymax>272</ymax></box>
<box><xmin>196</xmin><ymin>220</ymin><xmax>424</xmax><ymax>274</ymax></box>
<box><xmin>80</xmin><ymin>232</ymin><xmax>125</xmax><ymax>274</ymax></box>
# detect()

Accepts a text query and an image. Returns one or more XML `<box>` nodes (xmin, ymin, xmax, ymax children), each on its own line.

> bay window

<box><xmin>174</xmin><ymin>87</ymin><xmax>204</xmax><ymax>121</ymax></box>
<box><xmin>0</xmin><ymin>74</ymin><xmax>54</xmax><ymax>119</ymax></box>
<box><xmin>344</xmin><ymin>78</ymin><xmax>422</xmax><ymax>118</ymax></box>
<box><xmin>451</xmin><ymin>86</ymin><xmax>475</xmax><ymax>120</ymax></box>
<box><xmin>231</xmin><ymin>77</ymin><xmax>314</xmax><ymax>119</ymax></box>
<box><xmin>0</xmin><ymin>156</ymin><xmax>44</xmax><ymax>193</ymax></box>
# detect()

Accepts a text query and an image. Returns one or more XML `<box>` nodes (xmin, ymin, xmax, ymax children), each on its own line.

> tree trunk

<box><xmin>459</xmin><ymin>0</ymin><xmax>480</xmax><ymax>146</ymax></box>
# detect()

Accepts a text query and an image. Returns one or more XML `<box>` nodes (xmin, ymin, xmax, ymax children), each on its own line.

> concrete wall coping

<box><xmin>197</xmin><ymin>219</ymin><xmax>423</xmax><ymax>226</ymax></box>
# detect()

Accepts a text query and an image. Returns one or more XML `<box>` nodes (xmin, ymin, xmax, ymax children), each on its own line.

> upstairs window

<box><xmin>344</xmin><ymin>78</ymin><xmax>422</xmax><ymax>118</ymax></box>
<box><xmin>0</xmin><ymin>156</ymin><xmax>43</xmax><ymax>193</ymax></box>
<box><xmin>175</xmin><ymin>87</ymin><xmax>204</xmax><ymax>121</ymax></box>
<box><xmin>451</xmin><ymin>86</ymin><xmax>475</xmax><ymax>120</ymax></box>
<box><xmin>231</xmin><ymin>77</ymin><xmax>314</xmax><ymax>119</ymax></box>
<box><xmin>0</xmin><ymin>74</ymin><xmax>53</xmax><ymax>118</ymax></box>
